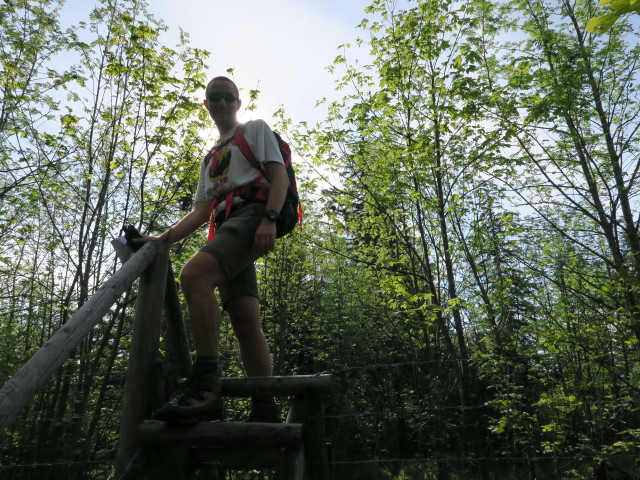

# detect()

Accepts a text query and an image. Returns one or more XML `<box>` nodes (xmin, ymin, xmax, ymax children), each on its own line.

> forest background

<box><xmin>1</xmin><ymin>0</ymin><xmax>640</xmax><ymax>479</ymax></box>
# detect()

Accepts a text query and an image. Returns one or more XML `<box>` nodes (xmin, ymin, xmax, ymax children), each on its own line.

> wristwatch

<box><xmin>264</xmin><ymin>209</ymin><xmax>279</xmax><ymax>222</ymax></box>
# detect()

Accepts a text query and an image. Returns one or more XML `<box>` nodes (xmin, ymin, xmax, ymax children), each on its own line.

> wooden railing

<box><xmin>0</xmin><ymin>241</ymin><xmax>159</xmax><ymax>433</ymax></box>
<box><xmin>0</xmin><ymin>240</ymin><xmax>332</xmax><ymax>480</ymax></box>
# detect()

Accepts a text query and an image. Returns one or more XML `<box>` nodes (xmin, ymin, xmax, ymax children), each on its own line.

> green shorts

<box><xmin>200</xmin><ymin>202</ymin><xmax>265</xmax><ymax>308</ymax></box>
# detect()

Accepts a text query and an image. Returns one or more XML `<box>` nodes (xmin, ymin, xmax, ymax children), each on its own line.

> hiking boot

<box><xmin>152</xmin><ymin>371</ymin><xmax>223</xmax><ymax>425</ymax></box>
<box><xmin>246</xmin><ymin>397</ymin><xmax>281</xmax><ymax>423</ymax></box>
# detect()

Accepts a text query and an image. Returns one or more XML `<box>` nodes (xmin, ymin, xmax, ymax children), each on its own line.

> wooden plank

<box><xmin>0</xmin><ymin>241</ymin><xmax>158</xmax><ymax>433</ymax></box>
<box><xmin>220</xmin><ymin>374</ymin><xmax>333</xmax><ymax>397</ymax></box>
<box><xmin>115</xmin><ymin>241</ymin><xmax>170</xmax><ymax>476</ymax></box>
<box><xmin>137</xmin><ymin>420</ymin><xmax>303</xmax><ymax>448</ymax></box>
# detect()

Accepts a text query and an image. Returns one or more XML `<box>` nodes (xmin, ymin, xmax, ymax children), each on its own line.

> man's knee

<box><xmin>180</xmin><ymin>253</ymin><xmax>226</xmax><ymax>294</ymax></box>
<box><xmin>179</xmin><ymin>267</ymin><xmax>198</xmax><ymax>294</ymax></box>
<box><xmin>227</xmin><ymin>296</ymin><xmax>259</xmax><ymax>320</ymax></box>
<box><xmin>228</xmin><ymin>297</ymin><xmax>262</xmax><ymax>339</ymax></box>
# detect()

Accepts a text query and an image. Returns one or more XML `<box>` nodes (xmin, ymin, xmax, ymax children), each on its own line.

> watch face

<box><xmin>265</xmin><ymin>209</ymin><xmax>279</xmax><ymax>221</ymax></box>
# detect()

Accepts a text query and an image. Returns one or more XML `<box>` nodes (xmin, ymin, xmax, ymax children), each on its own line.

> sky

<box><xmin>60</xmin><ymin>0</ymin><xmax>376</xmax><ymax>129</ymax></box>
<box><xmin>150</xmin><ymin>0</ymin><xmax>374</xmax><ymax>127</ymax></box>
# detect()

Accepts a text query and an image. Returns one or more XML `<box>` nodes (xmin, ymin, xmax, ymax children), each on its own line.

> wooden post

<box><xmin>285</xmin><ymin>447</ymin><xmax>305</xmax><ymax>480</ymax></box>
<box><xmin>115</xmin><ymin>241</ymin><xmax>170</xmax><ymax>477</ymax></box>
<box><xmin>117</xmin><ymin>447</ymin><xmax>197</xmax><ymax>480</ymax></box>
<box><xmin>163</xmin><ymin>262</ymin><xmax>192</xmax><ymax>378</ymax></box>
<box><xmin>287</xmin><ymin>394</ymin><xmax>329</xmax><ymax>480</ymax></box>
<box><xmin>0</xmin><ymin>242</ymin><xmax>158</xmax><ymax>433</ymax></box>
<box><xmin>112</xmin><ymin>238</ymin><xmax>191</xmax><ymax>379</ymax></box>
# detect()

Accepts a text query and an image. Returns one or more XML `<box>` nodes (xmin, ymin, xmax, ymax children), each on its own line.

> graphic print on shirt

<box><xmin>209</xmin><ymin>146</ymin><xmax>232</xmax><ymax>190</ymax></box>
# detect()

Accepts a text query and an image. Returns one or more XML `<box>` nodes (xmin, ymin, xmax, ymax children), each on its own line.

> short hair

<box><xmin>207</xmin><ymin>76</ymin><xmax>239</xmax><ymax>97</ymax></box>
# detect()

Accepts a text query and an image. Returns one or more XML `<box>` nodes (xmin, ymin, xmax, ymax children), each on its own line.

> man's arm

<box><xmin>136</xmin><ymin>201</ymin><xmax>212</xmax><ymax>245</ymax></box>
<box><xmin>263</xmin><ymin>161</ymin><xmax>289</xmax><ymax>214</ymax></box>
<box><xmin>253</xmin><ymin>161</ymin><xmax>289</xmax><ymax>256</ymax></box>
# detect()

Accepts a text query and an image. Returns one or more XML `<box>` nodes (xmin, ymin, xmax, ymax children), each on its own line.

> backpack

<box><xmin>206</xmin><ymin>123</ymin><xmax>302</xmax><ymax>240</ymax></box>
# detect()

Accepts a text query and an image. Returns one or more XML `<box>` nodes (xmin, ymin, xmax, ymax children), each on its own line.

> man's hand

<box><xmin>253</xmin><ymin>161</ymin><xmax>288</xmax><ymax>256</ymax></box>
<box><xmin>253</xmin><ymin>218</ymin><xmax>277</xmax><ymax>256</ymax></box>
<box><xmin>131</xmin><ymin>202</ymin><xmax>211</xmax><ymax>248</ymax></box>
<box><xmin>133</xmin><ymin>229</ymin><xmax>170</xmax><ymax>246</ymax></box>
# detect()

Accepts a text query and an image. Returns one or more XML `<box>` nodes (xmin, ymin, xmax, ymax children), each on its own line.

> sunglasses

<box><xmin>206</xmin><ymin>92</ymin><xmax>238</xmax><ymax>103</ymax></box>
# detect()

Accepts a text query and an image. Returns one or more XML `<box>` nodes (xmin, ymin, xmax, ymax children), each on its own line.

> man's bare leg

<box><xmin>153</xmin><ymin>251</ymin><xmax>227</xmax><ymax>424</ymax></box>
<box><xmin>180</xmin><ymin>251</ymin><xmax>228</xmax><ymax>356</ymax></box>
<box><xmin>227</xmin><ymin>295</ymin><xmax>272</xmax><ymax>377</ymax></box>
<box><xmin>227</xmin><ymin>295</ymin><xmax>280</xmax><ymax>422</ymax></box>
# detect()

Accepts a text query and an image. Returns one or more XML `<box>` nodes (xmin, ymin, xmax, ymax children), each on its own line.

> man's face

<box><xmin>204</xmin><ymin>79</ymin><xmax>241</xmax><ymax>128</ymax></box>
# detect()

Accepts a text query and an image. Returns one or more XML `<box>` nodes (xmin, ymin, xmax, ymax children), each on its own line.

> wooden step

<box><xmin>124</xmin><ymin>420</ymin><xmax>305</xmax><ymax>478</ymax></box>
<box><xmin>219</xmin><ymin>374</ymin><xmax>333</xmax><ymax>397</ymax></box>
<box><xmin>137</xmin><ymin>420</ymin><xmax>303</xmax><ymax>448</ymax></box>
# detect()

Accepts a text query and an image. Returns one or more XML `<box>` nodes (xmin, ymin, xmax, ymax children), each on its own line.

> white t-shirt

<box><xmin>195</xmin><ymin>119</ymin><xmax>284</xmax><ymax>213</ymax></box>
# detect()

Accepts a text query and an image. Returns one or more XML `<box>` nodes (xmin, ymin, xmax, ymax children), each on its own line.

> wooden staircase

<box><xmin>117</xmin><ymin>374</ymin><xmax>333</xmax><ymax>480</ymax></box>
<box><xmin>0</xmin><ymin>240</ymin><xmax>333</xmax><ymax>480</ymax></box>
<box><xmin>113</xmin><ymin>239</ymin><xmax>333</xmax><ymax>479</ymax></box>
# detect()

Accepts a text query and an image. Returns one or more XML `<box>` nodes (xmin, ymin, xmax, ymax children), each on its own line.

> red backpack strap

<box><xmin>233</xmin><ymin>124</ymin><xmax>267</xmax><ymax>199</ymax></box>
<box><xmin>233</xmin><ymin>125</ymin><xmax>260</xmax><ymax>169</ymax></box>
<box><xmin>207</xmin><ymin>204</ymin><xmax>216</xmax><ymax>241</ymax></box>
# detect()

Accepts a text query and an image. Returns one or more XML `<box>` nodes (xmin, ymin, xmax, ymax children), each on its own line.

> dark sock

<box><xmin>192</xmin><ymin>355</ymin><xmax>219</xmax><ymax>375</ymax></box>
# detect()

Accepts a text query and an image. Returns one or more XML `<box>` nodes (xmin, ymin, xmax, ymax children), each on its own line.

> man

<box><xmin>137</xmin><ymin>76</ymin><xmax>290</xmax><ymax>424</ymax></box>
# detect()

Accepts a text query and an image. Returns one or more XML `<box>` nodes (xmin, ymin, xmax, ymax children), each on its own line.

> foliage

<box><xmin>587</xmin><ymin>0</ymin><xmax>640</xmax><ymax>33</ymax></box>
<box><xmin>1</xmin><ymin>0</ymin><xmax>640</xmax><ymax>478</ymax></box>
<box><xmin>0</xmin><ymin>0</ymin><xmax>210</xmax><ymax>478</ymax></box>
<box><xmin>283</xmin><ymin>0</ymin><xmax>640</xmax><ymax>477</ymax></box>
